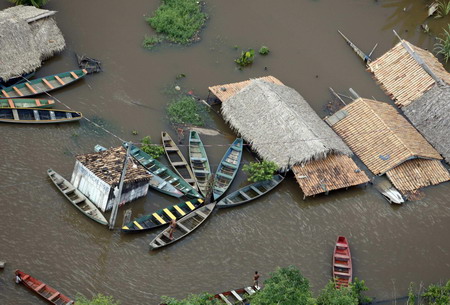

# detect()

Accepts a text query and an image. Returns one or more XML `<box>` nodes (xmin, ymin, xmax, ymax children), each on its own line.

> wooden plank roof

<box><xmin>292</xmin><ymin>154</ymin><xmax>369</xmax><ymax>197</ymax></box>
<box><xmin>326</xmin><ymin>98</ymin><xmax>442</xmax><ymax>175</ymax></box>
<box><xmin>76</xmin><ymin>146</ymin><xmax>151</xmax><ymax>186</ymax></box>
<box><xmin>386</xmin><ymin>159</ymin><xmax>450</xmax><ymax>193</ymax></box>
<box><xmin>368</xmin><ymin>40</ymin><xmax>450</xmax><ymax>107</ymax></box>
<box><xmin>208</xmin><ymin>75</ymin><xmax>284</xmax><ymax>102</ymax></box>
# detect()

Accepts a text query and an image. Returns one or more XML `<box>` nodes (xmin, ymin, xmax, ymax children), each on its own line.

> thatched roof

<box><xmin>326</xmin><ymin>98</ymin><xmax>442</xmax><ymax>175</ymax></box>
<box><xmin>403</xmin><ymin>84</ymin><xmax>450</xmax><ymax>164</ymax></box>
<box><xmin>368</xmin><ymin>40</ymin><xmax>450</xmax><ymax>108</ymax></box>
<box><xmin>221</xmin><ymin>80</ymin><xmax>352</xmax><ymax>170</ymax></box>
<box><xmin>0</xmin><ymin>5</ymin><xmax>65</xmax><ymax>81</ymax></box>
<box><xmin>76</xmin><ymin>147</ymin><xmax>151</xmax><ymax>187</ymax></box>
<box><xmin>292</xmin><ymin>154</ymin><xmax>369</xmax><ymax>197</ymax></box>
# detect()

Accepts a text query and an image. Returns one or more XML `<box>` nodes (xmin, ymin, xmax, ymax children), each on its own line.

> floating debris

<box><xmin>76</xmin><ymin>53</ymin><xmax>102</xmax><ymax>73</ymax></box>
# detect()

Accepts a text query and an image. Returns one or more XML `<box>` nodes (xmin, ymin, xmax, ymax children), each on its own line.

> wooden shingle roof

<box><xmin>76</xmin><ymin>146</ymin><xmax>151</xmax><ymax>186</ymax></box>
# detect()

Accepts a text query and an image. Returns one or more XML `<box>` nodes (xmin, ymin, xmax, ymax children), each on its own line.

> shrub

<box><xmin>436</xmin><ymin>1</ymin><xmax>450</xmax><ymax>18</ymax></box>
<box><xmin>146</xmin><ymin>0</ymin><xmax>207</xmax><ymax>44</ymax></box>
<box><xmin>243</xmin><ymin>160</ymin><xmax>278</xmax><ymax>182</ymax></box>
<box><xmin>235</xmin><ymin>49</ymin><xmax>255</xmax><ymax>67</ymax></box>
<box><xmin>142</xmin><ymin>35</ymin><xmax>162</xmax><ymax>49</ymax></box>
<box><xmin>259</xmin><ymin>46</ymin><xmax>270</xmax><ymax>55</ymax></box>
<box><xmin>76</xmin><ymin>294</ymin><xmax>120</xmax><ymax>305</ymax></box>
<box><xmin>141</xmin><ymin>136</ymin><xmax>165</xmax><ymax>159</ymax></box>
<box><xmin>317</xmin><ymin>281</ymin><xmax>358</xmax><ymax>305</ymax></box>
<box><xmin>421</xmin><ymin>280</ymin><xmax>450</xmax><ymax>305</ymax></box>
<box><xmin>161</xmin><ymin>292</ymin><xmax>220</xmax><ymax>305</ymax></box>
<box><xmin>434</xmin><ymin>25</ymin><xmax>450</xmax><ymax>62</ymax></box>
<box><xmin>167</xmin><ymin>96</ymin><xmax>207</xmax><ymax>126</ymax></box>
<box><xmin>9</xmin><ymin>0</ymin><xmax>48</xmax><ymax>7</ymax></box>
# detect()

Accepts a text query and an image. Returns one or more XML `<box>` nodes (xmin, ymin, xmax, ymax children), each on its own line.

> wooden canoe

<box><xmin>0</xmin><ymin>98</ymin><xmax>54</xmax><ymax>108</ymax></box>
<box><xmin>149</xmin><ymin>202</ymin><xmax>216</xmax><ymax>250</ymax></box>
<box><xmin>122</xmin><ymin>198</ymin><xmax>204</xmax><ymax>232</ymax></box>
<box><xmin>214</xmin><ymin>286</ymin><xmax>260</xmax><ymax>304</ymax></box>
<box><xmin>124</xmin><ymin>143</ymin><xmax>201</xmax><ymax>199</ymax></box>
<box><xmin>189</xmin><ymin>130</ymin><xmax>212</xmax><ymax>197</ymax></box>
<box><xmin>212</xmin><ymin>138</ymin><xmax>243</xmax><ymax>201</ymax></box>
<box><xmin>333</xmin><ymin>236</ymin><xmax>353</xmax><ymax>288</ymax></box>
<box><xmin>0</xmin><ymin>108</ymin><xmax>82</xmax><ymax>124</ymax></box>
<box><xmin>0</xmin><ymin>69</ymin><xmax>88</xmax><ymax>98</ymax></box>
<box><xmin>47</xmin><ymin>169</ymin><xmax>108</xmax><ymax>225</ymax></box>
<box><xmin>15</xmin><ymin>270</ymin><xmax>74</xmax><ymax>305</ymax></box>
<box><xmin>162</xmin><ymin>131</ymin><xmax>198</xmax><ymax>190</ymax></box>
<box><xmin>217</xmin><ymin>174</ymin><xmax>284</xmax><ymax>209</ymax></box>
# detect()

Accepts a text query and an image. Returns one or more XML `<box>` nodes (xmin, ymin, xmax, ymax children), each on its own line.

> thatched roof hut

<box><xmin>210</xmin><ymin>77</ymin><xmax>369</xmax><ymax>197</ymax></box>
<box><xmin>0</xmin><ymin>5</ymin><xmax>65</xmax><ymax>82</ymax></box>
<box><xmin>326</xmin><ymin>98</ymin><xmax>449</xmax><ymax>193</ymax></box>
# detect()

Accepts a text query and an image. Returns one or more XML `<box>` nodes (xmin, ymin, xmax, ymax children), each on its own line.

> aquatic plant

<box><xmin>141</xmin><ymin>136</ymin><xmax>164</xmax><ymax>159</ymax></box>
<box><xmin>76</xmin><ymin>293</ymin><xmax>120</xmax><ymax>305</ymax></box>
<box><xmin>242</xmin><ymin>160</ymin><xmax>278</xmax><ymax>182</ymax></box>
<box><xmin>259</xmin><ymin>46</ymin><xmax>270</xmax><ymax>55</ymax></box>
<box><xmin>146</xmin><ymin>0</ymin><xmax>207</xmax><ymax>44</ymax></box>
<box><xmin>167</xmin><ymin>96</ymin><xmax>208</xmax><ymax>126</ymax></box>
<box><xmin>434</xmin><ymin>25</ymin><xmax>450</xmax><ymax>63</ymax></box>
<box><xmin>9</xmin><ymin>0</ymin><xmax>48</xmax><ymax>8</ymax></box>
<box><xmin>235</xmin><ymin>49</ymin><xmax>255</xmax><ymax>67</ymax></box>
<box><xmin>142</xmin><ymin>35</ymin><xmax>162</xmax><ymax>50</ymax></box>
<box><xmin>436</xmin><ymin>0</ymin><xmax>450</xmax><ymax>18</ymax></box>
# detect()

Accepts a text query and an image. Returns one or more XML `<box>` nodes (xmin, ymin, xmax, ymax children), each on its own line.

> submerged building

<box><xmin>209</xmin><ymin>76</ymin><xmax>369</xmax><ymax>197</ymax></box>
<box><xmin>71</xmin><ymin>147</ymin><xmax>151</xmax><ymax>212</ymax></box>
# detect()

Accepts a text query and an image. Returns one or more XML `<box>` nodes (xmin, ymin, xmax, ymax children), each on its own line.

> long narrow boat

<box><xmin>124</xmin><ymin>143</ymin><xmax>201</xmax><ymax>198</ymax></box>
<box><xmin>122</xmin><ymin>198</ymin><xmax>204</xmax><ymax>232</ymax></box>
<box><xmin>162</xmin><ymin>131</ymin><xmax>198</xmax><ymax>190</ymax></box>
<box><xmin>0</xmin><ymin>98</ymin><xmax>54</xmax><ymax>108</ymax></box>
<box><xmin>0</xmin><ymin>69</ymin><xmax>88</xmax><ymax>98</ymax></box>
<box><xmin>217</xmin><ymin>174</ymin><xmax>284</xmax><ymax>209</ymax></box>
<box><xmin>189</xmin><ymin>130</ymin><xmax>212</xmax><ymax>197</ymax></box>
<box><xmin>214</xmin><ymin>286</ymin><xmax>260</xmax><ymax>305</ymax></box>
<box><xmin>212</xmin><ymin>138</ymin><xmax>243</xmax><ymax>201</ymax></box>
<box><xmin>15</xmin><ymin>270</ymin><xmax>74</xmax><ymax>305</ymax></box>
<box><xmin>0</xmin><ymin>108</ymin><xmax>82</xmax><ymax>124</ymax></box>
<box><xmin>149</xmin><ymin>202</ymin><xmax>216</xmax><ymax>250</ymax></box>
<box><xmin>47</xmin><ymin>169</ymin><xmax>108</xmax><ymax>225</ymax></box>
<box><xmin>332</xmin><ymin>236</ymin><xmax>353</xmax><ymax>289</ymax></box>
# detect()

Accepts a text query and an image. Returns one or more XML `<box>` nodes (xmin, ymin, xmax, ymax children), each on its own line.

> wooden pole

<box><xmin>109</xmin><ymin>142</ymin><xmax>131</xmax><ymax>230</ymax></box>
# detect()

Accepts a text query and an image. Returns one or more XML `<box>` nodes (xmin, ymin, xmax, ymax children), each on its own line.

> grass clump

<box><xmin>146</xmin><ymin>0</ymin><xmax>207</xmax><ymax>44</ymax></box>
<box><xmin>436</xmin><ymin>0</ymin><xmax>450</xmax><ymax>18</ymax></box>
<box><xmin>243</xmin><ymin>160</ymin><xmax>278</xmax><ymax>182</ymax></box>
<box><xmin>142</xmin><ymin>35</ymin><xmax>162</xmax><ymax>49</ymax></box>
<box><xmin>235</xmin><ymin>49</ymin><xmax>255</xmax><ymax>67</ymax></box>
<box><xmin>167</xmin><ymin>96</ymin><xmax>208</xmax><ymax>126</ymax></box>
<box><xmin>435</xmin><ymin>25</ymin><xmax>450</xmax><ymax>62</ymax></box>
<box><xmin>259</xmin><ymin>46</ymin><xmax>270</xmax><ymax>55</ymax></box>
<box><xmin>141</xmin><ymin>136</ymin><xmax>164</xmax><ymax>159</ymax></box>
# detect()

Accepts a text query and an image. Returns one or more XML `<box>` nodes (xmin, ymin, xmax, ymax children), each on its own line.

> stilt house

<box><xmin>0</xmin><ymin>5</ymin><xmax>65</xmax><ymax>82</ymax></box>
<box><xmin>368</xmin><ymin>40</ymin><xmax>450</xmax><ymax>164</ymax></box>
<box><xmin>71</xmin><ymin>147</ymin><xmax>151</xmax><ymax>212</ymax></box>
<box><xmin>209</xmin><ymin>77</ymin><xmax>369</xmax><ymax>197</ymax></box>
<box><xmin>326</xmin><ymin>98</ymin><xmax>449</xmax><ymax>195</ymax></box>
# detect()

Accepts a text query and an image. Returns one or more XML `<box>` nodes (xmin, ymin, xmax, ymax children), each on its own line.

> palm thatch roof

<box><xmin>0</xmin><ymin>5</ymin><xmax>65</xmax><ymax>81</ymax></box>
<box><xmin>221</xmin><ymin>79</ymin><xmax>352</xmax><ymax>170</ymax></box>
<box><xmin>403</xmin><ymin>84</ymin><xmax>450</xmax><ymax>164</ymax></box>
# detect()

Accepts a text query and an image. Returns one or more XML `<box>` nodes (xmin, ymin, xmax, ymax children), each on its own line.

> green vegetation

<box><xmin>9</xmin><ymin>0</ymin><xmax>48</xmax><ymax>7</ymax></box>
<box><xmin>76</xmin><ymin>294</ymin><xmax>120</xmax><ymax>305</ymax></box>
<box><xmin>142</xmin><ymin>35</ymin><xmax>163</xmax><ymax>50</ymax></box>
<box><xmin>161</xmin><ymin>293</ymin><xmax>219</xmax><ymax>305</ymax></box>
<box><xmin>317</xmin><ymin>281</ymin><xmax>358</xmax><ymax>305</ymax></box>
<box><xmin>259</xmin><ymin>46</ymin><xmax>270</xmax><ymax>55</ymax></box>
<box><xmin>167</xmin><ymin>96</ymin><xmax>208</xmax><ymax>126</ymax></box>
<box><xmin>243</xmin><ymin>160</ymin><xmax>278</xmax><ymax>182</ymax></box>
<box><xmin>434</xmin><ymin>25</ymin><xmax>450</xmax><ymax>62</ymax></box>
<box><xmin>235</xmin><ymin>49</ymin><xmax>255</xmax><ymax>67</ymax></box>
<box><xmin>436</xmin><ymin>1</ymin><xmax>450</xmax><ymax>18</ymax></box>
<box><xmin>141</xmin><ymin>136</ymin><xmax>165</xmax><ymax>159</ymax></box>
<box><xmin>146</xmin><ymin>0</ymin><xmax>207</xmax><ymax>44</ymax></box>
<box><xmin>408</xmin><ymin>280</ymin><xmax>450</xmax><ymax>305</ymax></box>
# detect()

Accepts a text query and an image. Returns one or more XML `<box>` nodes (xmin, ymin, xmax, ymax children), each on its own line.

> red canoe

<box><xmin>15</xmin><ymin>270</ymin><xmax>74</xmax><ymax>304</ymax></box>
<box><xmin>332</xmin><ymin>236</ymin><xmax>353</xmax><ymax>288</ymax></box>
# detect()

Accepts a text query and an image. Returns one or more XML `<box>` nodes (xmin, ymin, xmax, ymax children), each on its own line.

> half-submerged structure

<box><xmin>326</xmin><ymin>98</ymin><xmax>449</xmax><ymax>195</ymax></box>
<box><xmin>209</xmin><ymin>76</ymin><xmax>369</xmax><ymax>197</ymax></box>
<box><xmin>71</xmin><ymin>147</ymin><xmax>151</xmax><ymax>212</ymax></box>
<box><xmin>0</xmin><ymin>5</ymin><xmax>65</xmax><ymax>82</ymax></box>
<box><xmin>368</xmin><ymin>40</ymin><xmax>450</xmax><ymax>164</ymax></box>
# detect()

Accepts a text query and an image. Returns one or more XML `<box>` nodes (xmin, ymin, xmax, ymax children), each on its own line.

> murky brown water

<box><xmin>1</xmin><ymin>0</ymin><xmax>449</xmax><ymax>304</ymax></box>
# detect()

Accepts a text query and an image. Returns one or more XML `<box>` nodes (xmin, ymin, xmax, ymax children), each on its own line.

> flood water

<box><xmin>1</xmin><ymin>0</ymin><xmax>449</xmax><ymax>304</ymax></box>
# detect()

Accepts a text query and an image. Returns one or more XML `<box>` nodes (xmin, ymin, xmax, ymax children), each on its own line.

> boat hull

<box><xmin>0</xmin><ymin>108</ymin><xmax>82</xmax><ymax>124</ymax></box>
<box><xmin>189</xmin><ymin>130</ymin><xmax>212</xmax><ymax>197</ymax></box>
<box><xmin>332</xmin><ymin>236</ymin><xmax>353</xmax><ymax>288</ymax></box>
<box><xmin>0</xmin><ymin>98</ymin><xmax>54</xmax><ymax>108</ymax></box>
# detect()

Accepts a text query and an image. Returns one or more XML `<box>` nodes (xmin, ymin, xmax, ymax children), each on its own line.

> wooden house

<box><xmin>209</xmin><ymin>77</ymin><xmax>369</xmax><ymax>197</ymax></box>
<box><xmin>71</xmin><ymin>146</ymin><xmax>151</xmax><ymax>212</ymax></box>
